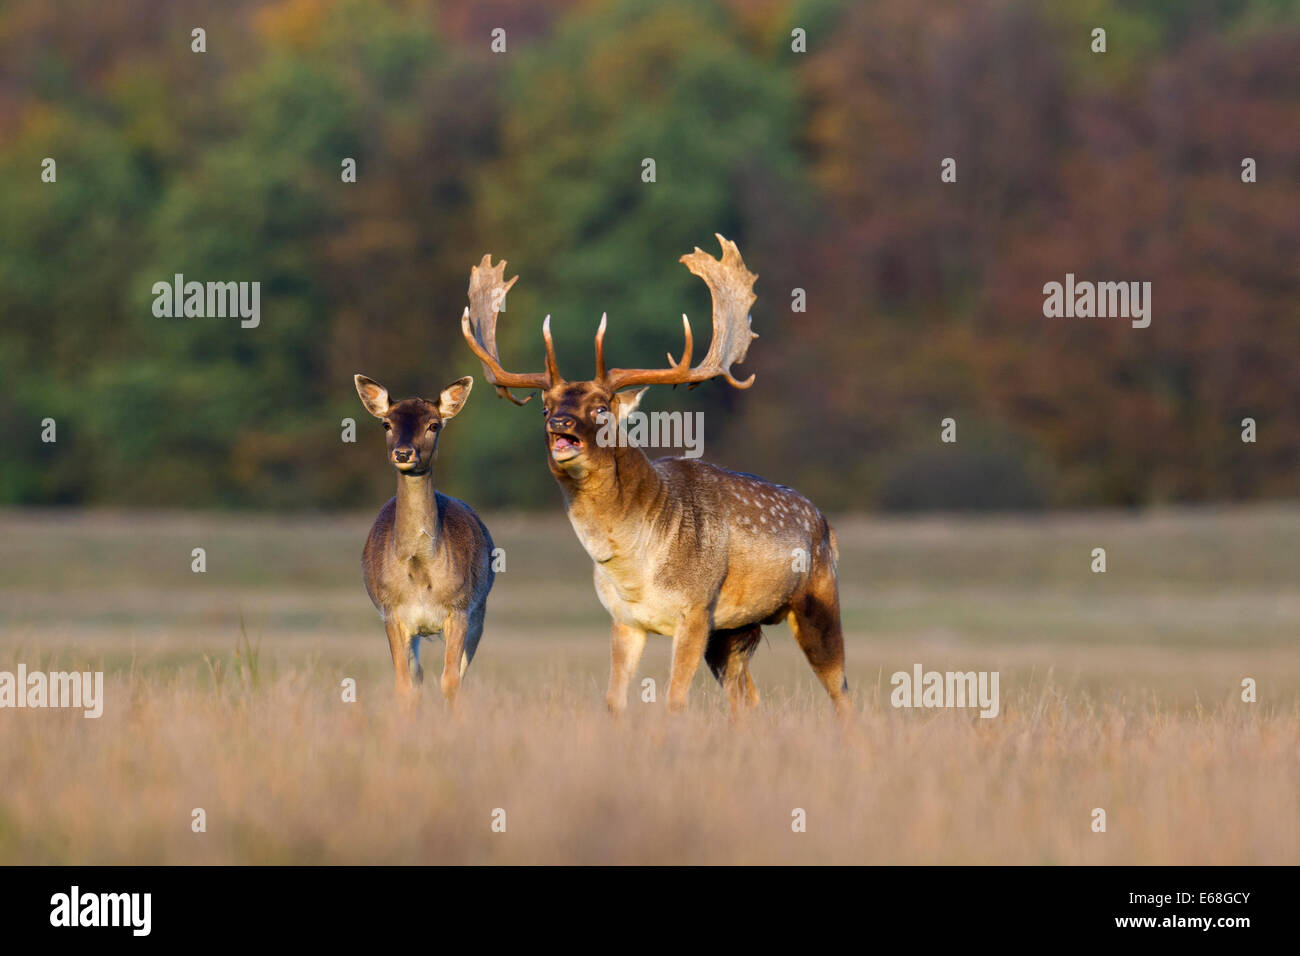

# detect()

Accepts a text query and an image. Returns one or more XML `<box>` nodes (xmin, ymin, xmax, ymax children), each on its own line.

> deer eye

<box><xmin>427</xmin><ymin>423</ymin><xmax>439</xmax><ymax>433</ymax></box>
<box><xmin>382</xmin><ymin>421</ymin><xmax>391</xmax><ymax>431</ymax></box>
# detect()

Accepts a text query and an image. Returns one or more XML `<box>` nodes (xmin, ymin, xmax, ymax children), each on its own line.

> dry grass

<box><xmin>1</xmin><ymin>505</ymin><xmax>1298</xmax><ymax>864</ymax></box>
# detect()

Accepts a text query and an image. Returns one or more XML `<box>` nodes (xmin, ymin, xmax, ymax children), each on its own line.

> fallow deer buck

<box><xmin>460</xmin><ymin>235</ymin><xmax>848</xmax><ymax>716</ymax></box>
<box><xmin>354</xmin><ymin>373</ymin><xmax>495</xmax><ymax>707</ymax></box>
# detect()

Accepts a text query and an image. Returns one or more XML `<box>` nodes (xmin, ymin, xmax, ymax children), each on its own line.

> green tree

<box><xmin>466</xmin><ymin>0</ymin><xmax>808</xmax><ymax>506</ymax></box>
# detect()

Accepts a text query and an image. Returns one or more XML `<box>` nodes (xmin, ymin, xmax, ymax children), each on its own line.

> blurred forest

<box><xmin>1</xmin><ymin>0</ymin><xmax>1296</xmax><ymax>511</ymax></box>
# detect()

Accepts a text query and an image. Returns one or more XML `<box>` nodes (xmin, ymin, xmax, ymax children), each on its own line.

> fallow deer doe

<box><xmin>354</xmin><ymin>373</ymin><xmax>495</xmax><ymax>706</ymax></box>
<box><xmin>460</xmin><ymin>235</ymin><xmax>848</xmax><ymax>716</ymax></box>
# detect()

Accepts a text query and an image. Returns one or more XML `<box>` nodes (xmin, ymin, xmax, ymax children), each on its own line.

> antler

<box><xmin>602</xmin><ymin>233</ymin><xmax>758</xmax><ymax>392</ymax></box>
<box><xmin>461</xmin><ymin>254</ymin><xmax>561</xmax><ymax>405</ymax></box>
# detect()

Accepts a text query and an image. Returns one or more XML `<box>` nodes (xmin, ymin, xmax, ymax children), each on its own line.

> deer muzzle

<box><xmin>546</xmin><ymin>414</ymin><xmax>584</xmax><ymax>462</ymax></box>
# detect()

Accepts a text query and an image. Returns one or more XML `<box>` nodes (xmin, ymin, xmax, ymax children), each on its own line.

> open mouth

<box><xmin>549</xmin><ymin>431</ymin><xmax>584</xmax><ymax>461</ymax></box>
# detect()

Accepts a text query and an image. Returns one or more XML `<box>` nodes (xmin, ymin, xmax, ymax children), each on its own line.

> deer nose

<box><xmin>392</xmin><ymin>446</ymin><xmax>414</xmax><ymax>463</ymax></box>
<box><xmin>548</xmin><ymin>414</ymin><xmax>576</xmax><ymax>432</ymax></box>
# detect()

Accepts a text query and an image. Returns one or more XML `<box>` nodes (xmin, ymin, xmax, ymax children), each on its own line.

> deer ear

<box><xmin>354</xmin><ymin>375</ymin><xmax>391</xmax><ymax>419</ymax></box>
<box><xmin>615</xmin><ymin>387</ymin><xmax>648</xmax><ymax>423</ymax></box>
<box><xmin>437</xmin><ymin>376</ymin><xmax>474</xmax><ymax>421</ymax></box>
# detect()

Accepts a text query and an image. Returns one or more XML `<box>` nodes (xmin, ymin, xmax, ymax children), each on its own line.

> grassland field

<box><xmin>0</xmin><ymin>505</ymin><xmax>1297</xmax><ymax>864</ymax></box>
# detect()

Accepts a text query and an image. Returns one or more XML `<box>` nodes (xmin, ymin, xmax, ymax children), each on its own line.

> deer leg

<box><xmin>705</xmin><ymin>626</ymin><xmax>762</xmax><ymax>718</ymax></box>
<box><xmin>460</xmin><ymin>603</ymin><xmax>486</xmax><ymax>678</ymax></box>
<box><xmin>722</xmin><ymin>648</ymin><xmax>749</xmax><ymax>720</ymax></box>
<box><xmin>385</xmin><ymin>617</ymin><xmax>422</xmax><ymax>707</ymax></box>
<box><xmin>667</xmin><ymin>608</ymin><xmax>711</xmax><ymax>714</ymax></box>
<box><xmin>440</xmin><ymin>611</ymin><xmax>468</xmax><ymax>703</ymax></box>
<box><xmin>606</xmin><ymin>620</ymin><xmax>647</xmax><ymax>716</ymax></box>
<box><xmin>787</xmin><ymin>580</ymin><xmax>850</xmax><ymax>715</ymax></box>
<box><xmin>460</xmin><ymin>608</ymin><xmax>486</xmax><ymax>676</ymax></box>
<box><xmin>742</xmin><ymin>664</ymin><xmax>760</xmax><ymax>708</ymax></box>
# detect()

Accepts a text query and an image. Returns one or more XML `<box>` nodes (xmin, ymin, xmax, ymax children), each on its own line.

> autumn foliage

<box><xmin>0</xmin><ymin>0</ymin><xmax>1295</xmax><ymax>510</ymax></box>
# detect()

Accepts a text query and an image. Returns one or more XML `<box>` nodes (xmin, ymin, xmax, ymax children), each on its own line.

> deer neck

<box><xmin>392</xmin><ymin>469</ymin><xmax>441</xmax><ymax>559</ymax></box>
<box><xmin>556</xmin><ymin>444</ymin><xmax>665</xmax><ymax>563</ymax></box>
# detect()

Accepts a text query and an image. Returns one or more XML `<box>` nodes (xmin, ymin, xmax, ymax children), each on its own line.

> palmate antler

<box><xmin>461</xmin><ymin>234</ymin><xmax>759</xmax><ymax>398</ymax></box>
<box><xmin>461</xmin><ymin>255</ymin><xmax>559</xmax><ymax>405</ymax></box>
<box><xmin>601</xmin><ymin>233</ymin><xmax>759</xmax><ymax>392</ymax></box>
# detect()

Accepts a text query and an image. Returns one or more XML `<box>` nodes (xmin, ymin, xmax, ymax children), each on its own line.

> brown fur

<box><xmin>355</xmin><ymin>375</ymin><xmax>495</xmax><ymax>707</ymax></box>
<box><xmin>462</xmin><ymin>237</ymin><xmax>848</xmax><ymax>716</ymax></box>
<box><xmin>541</xmin><ymin>380</ymin><xmax>849</xmax><ymax>716</ymax></box>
